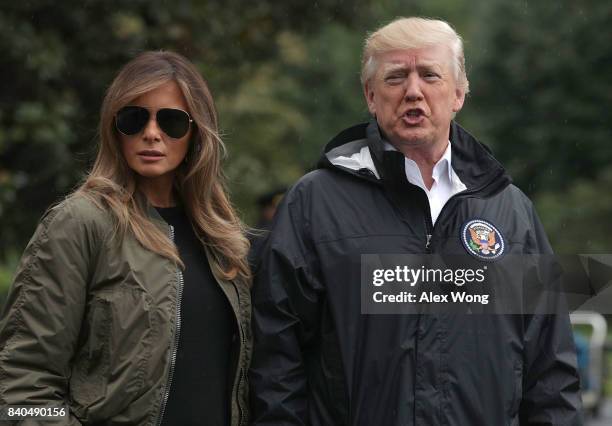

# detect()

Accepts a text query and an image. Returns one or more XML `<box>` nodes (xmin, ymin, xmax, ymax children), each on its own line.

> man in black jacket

<box><xmin>250</xmin><ymin>17</ymin><xmax>582</xmax><ymax>425</ymax></box>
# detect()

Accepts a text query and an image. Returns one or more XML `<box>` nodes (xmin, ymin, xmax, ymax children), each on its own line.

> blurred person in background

<box><xmin>0</xmin><ymin>51</ymin><xmax>251</xmax><ymax>425</ymax></box>
<box><xmin>254</xmin><ymin>188</ymin><xmax>286</xmax><ymax>233</ymax></box>
<box><xmin>249</xmin><ymin>187</ymin><xmax>286</xmax><ymax>268</ymax></box>
<box><xmin>250</xmin><ymin>17</ymin><xmax>582</xmax><ymax>425</ymax></box>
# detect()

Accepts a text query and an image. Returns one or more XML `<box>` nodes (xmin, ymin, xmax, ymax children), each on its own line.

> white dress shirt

<box><xmin>385</xmin><ymin>141</ymin><xmax>467</xmax><ymax>224</ymax></box>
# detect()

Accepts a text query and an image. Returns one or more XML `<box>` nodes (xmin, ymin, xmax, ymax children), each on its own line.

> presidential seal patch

<box><xmin>461</xmin><ymin>219</ymin><xmax>505</xmax><ymax>261</ymax></box>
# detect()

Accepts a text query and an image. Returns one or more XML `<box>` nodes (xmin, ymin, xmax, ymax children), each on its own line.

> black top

<box><xmin>157</xmin><ymin>206</ymin><xmax>234</xmax><ymax>426</ymax></box>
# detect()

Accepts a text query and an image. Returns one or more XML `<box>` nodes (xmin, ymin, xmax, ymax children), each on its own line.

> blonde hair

<box><xmin>76</xmin><ymin>51</ymin><xmax>250</xmax><ymax>284</ymax></box>
<box><xmin>361</xmin><ymin>17</ymin><xmax>469</xmax><ymax>94</ymax></box>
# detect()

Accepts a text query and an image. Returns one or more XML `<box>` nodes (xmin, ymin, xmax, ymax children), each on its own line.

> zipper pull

<box><xmin>425</xmin><ymin>234</ymin><xmax>432</xmax><ymax>249</ymax></box>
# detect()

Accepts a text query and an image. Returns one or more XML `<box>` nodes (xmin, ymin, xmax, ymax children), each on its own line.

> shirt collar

<box><xmin>383</xmin><ymin>140</ymin><xmax>454</xmax><ymax>186</ymax></box>
<box><xmin>434</xmin><ymin>142</ymin><xmax>453</xmax><ymax>184</ymax></box>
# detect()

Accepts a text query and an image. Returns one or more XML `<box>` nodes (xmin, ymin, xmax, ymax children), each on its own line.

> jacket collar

<box><xmin>318</xmin><ymin>118</ymin><xmax>511</xmax><ymax>197</ymax></box>
<box><xmin>133</xmin><ymin>190</ymin><xmax>172</xmax><ymax>230</ymax></box>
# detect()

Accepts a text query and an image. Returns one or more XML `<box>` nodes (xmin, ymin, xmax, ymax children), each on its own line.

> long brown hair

<box><xmin>77</xmin><ymin>51</ymin><xmax>250</xmax><ymax>283</ymax></box>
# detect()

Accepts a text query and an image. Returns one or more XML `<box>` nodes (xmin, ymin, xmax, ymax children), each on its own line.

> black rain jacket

<box><xmin>250</xmin><ymin>120</ymin><xmax>582</xmax><ymax>426</ymax></box>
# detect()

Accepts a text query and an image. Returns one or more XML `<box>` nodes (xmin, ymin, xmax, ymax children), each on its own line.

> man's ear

<box><xmin>364</xmin><ymin>80</ymin><xmax>376</xmax><ymax>116</ymax></box>
<box><xmin>452</xmin><ymin>87</ymin><xmax>466</xmax><ymax>113</ymax></box>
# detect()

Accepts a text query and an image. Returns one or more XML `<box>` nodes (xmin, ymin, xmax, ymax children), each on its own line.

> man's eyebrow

<box><xmin>381</xmin><ymin>63</ymin><xmax>408</xmax><ymax>74</ymax></box>
<box><xmin>381</xmin><ymin>61</ymin><xmax>442</xmax><ymax>74</ymax></box>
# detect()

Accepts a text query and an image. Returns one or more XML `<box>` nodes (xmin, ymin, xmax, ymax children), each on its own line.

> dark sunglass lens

<box><xmin>157</xmin><ymin>108</ymin><xmax>191</xmax><ymax>139</ymax></box>
<box><xmin>116</xmin><ymin>106</ymin><xmax>149</xmax><ymax>135</ymax></box>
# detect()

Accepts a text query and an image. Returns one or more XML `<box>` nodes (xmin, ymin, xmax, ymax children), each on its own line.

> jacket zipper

<box><xmin>156</xmin><ymin>225</ymin><xmax>184</xmax><ymax>426</ymax></box>
<box><xmin>233</xmin><ymin>282</ymin><xmax>248</xmax><ymax>426</ymax></box>
<box><xmin>421</xmin><ymin>191</ymin><xmax>434</xmax><ymax>252</ymax></box>
<box><xmin>236</xmin><ymin>362</ymin><xmax>245</xmax><ymax>426</ymax></box>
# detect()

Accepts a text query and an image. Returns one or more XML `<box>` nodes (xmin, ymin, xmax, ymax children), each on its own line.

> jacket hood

<box><xmin>317</xmin><ymin>119</ymin><xmax>512</xmax><ymax>197</ymax></box>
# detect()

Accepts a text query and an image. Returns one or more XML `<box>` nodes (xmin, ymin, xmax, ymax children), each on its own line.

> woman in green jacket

<box><xmin>0</xmin><ymin>51</ymin><xmax>251</xmax><ymax>425</ymax></box>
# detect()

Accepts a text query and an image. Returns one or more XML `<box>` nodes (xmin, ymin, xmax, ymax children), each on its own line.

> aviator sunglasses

<box><xmin>115</xmin><ymin>106</ymin><xmax>194</xmax><ymax>139</ymax></box>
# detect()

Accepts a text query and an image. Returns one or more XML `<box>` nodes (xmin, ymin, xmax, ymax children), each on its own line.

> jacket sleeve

<box><xmin>519</xmin><ymin>202</ymin><xmax>583</xmax><ymax>426</ymax></box>
<box><xmin>0</xmin><ymin>200</ymin><xmax>99</xmax><ymax>425</ymax></box>
<box><xmin>250</xmin><ymin>186</ymin><xmax>323</xmax><ymax>425</ymax></box>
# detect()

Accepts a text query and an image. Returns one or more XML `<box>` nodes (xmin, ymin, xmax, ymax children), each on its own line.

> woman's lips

<box><xmin>137</xmin><ymin>150</ymin><xmax>165</xmax><ymax>161</ymax></box>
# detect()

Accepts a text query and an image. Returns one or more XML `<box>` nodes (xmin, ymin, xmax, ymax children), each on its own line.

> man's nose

<box><xmin>142</xmin><ymin>115</ymin><xmax>162</xmax><ymax>142</ymax></box>
<box><xmin>403</xmin><ymin>74</ymin><xmax>423</xmax><ymax>101</ymax></box>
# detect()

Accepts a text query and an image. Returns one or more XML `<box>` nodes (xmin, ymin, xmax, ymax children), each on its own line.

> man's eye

<box><xmin>423</xmin><ymin>72</ymin><xmax>440</xmax><ymax>80</ymax></box>
<box><xmin>385</xmin><ymin>75</ymin><xmax>404</xmax><ymax>84</ymax></box>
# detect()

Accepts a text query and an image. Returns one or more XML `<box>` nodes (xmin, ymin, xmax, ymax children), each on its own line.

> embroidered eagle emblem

<box><xmin>469</xmin><ymin>226</ymin><xmax>498</xmax><ymax>255</ymax></box>
<box><xmin>462</xmin><ymin>219</ymin><xmax>505</xmax><ymax>260</ymax></box>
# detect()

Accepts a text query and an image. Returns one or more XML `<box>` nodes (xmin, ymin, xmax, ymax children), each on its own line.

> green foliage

<box><xmin>0</xmin><ymin>0</ymin><xmax>370</xmax><ymax>254</ymax></box>
<box><xmin>218</xmin><ymin>24</ymin><xmax>368</xmax><ymax>222</ymax></box>
<box><xmin>535</xmin><ymin>168</ymin><xmax>612</xmax><ymax>252</ymax></box>
<box><xmin>0</xmin><ymin>0</ymin><xmax>610</xmax><ymax>258</ymax></box>
<box><xmin>468</xmin><ymin>0</ymin><xmax>612</xmax><ymax>192</ymax></box>
<box><xmin>466</xmin><ymin>0</ymin><xmax>612</xmax><ymax>251</ymax></box>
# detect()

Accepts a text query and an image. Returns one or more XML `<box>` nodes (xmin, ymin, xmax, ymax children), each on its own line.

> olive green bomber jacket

<box><xmin>0</xmin><ymin>195</ymin><xmax>252</xmax><ymax>425</ymax></box>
